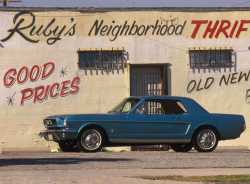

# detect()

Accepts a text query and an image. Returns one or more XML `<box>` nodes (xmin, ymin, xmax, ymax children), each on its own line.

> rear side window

<box><xmin>176</xmin><ymin>101</ymin><xmax>187</xmax><ymax>113</ymax></box>
<box><xmin>136</xmin><ymin>100</ymin><xmax>187</xmax><ymax>115</ymax></box>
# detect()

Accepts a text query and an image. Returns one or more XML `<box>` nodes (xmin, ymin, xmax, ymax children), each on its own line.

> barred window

<box><xmin>189</xmin><ymin>49</ymin><xmax>234</xmax><ymax>69</ymax></box>
<box><xmin>78</xmin><ymin>50</ymin><xmax>128</xmax><ymax>70</ymax></box>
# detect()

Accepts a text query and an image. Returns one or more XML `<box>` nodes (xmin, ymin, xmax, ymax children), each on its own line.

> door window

<box><xmin>136</xmin><ymin>100</ymin><xmax>187</xmax><ymax>115</ymax></box>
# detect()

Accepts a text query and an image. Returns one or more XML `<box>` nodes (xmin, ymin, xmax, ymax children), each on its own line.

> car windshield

<box><xmin>109</xmin><ymin>98</ymin><xmax>140</xmax><ymax>113</ymax></box>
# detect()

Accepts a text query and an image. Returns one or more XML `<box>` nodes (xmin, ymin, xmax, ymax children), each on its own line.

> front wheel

<box><xmin>193</xmin><ymin>128</ymin><xmax>219</xmax><ymax>152</ymax></box>
<box><xmin>171</xmin><ymin>144</ymin><xmax>193</xmax><ymax>152</ymax></box>
<box><xmin>77</xmin><ymin>128</ymin><xmax>104</xmax><ymax>152</ymax></box>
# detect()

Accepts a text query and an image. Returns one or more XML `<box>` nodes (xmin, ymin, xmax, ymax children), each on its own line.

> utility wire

<box><xmin>231</xmin><ymin>0</ymin><xmax>250</xmax><ymax>6</ymax></box>
<box><xmin>8</xmin><ymin>0</ymin><xmax>250</xmax><ymax>8</ymax></box>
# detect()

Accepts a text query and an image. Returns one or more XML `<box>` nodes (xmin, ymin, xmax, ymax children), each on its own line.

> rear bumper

<box><xmin>39</xmin><ymin>129</ymin><xmax>77</xmax><ymax>142</ymax></box>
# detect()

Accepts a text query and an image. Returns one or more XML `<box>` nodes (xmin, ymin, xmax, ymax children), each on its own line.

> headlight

<box><xmin>44</xmin><ymin>119</ymin><xmax>56</xmax><ymax>127</ymax></box>
<box><xmin>44</xmin><ymin>117</ymin><xmax>68</xmax><ymax>128</ymax></box>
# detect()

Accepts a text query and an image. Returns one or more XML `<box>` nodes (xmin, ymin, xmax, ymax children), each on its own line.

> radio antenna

<box><xmin>0</xmin><ymin>0</ymin><xmax>22</xmax><ymax>7</ymax></box>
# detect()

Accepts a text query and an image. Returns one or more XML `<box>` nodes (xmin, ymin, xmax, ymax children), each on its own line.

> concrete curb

<box><xmin>0</xmin><ymin>146</ymin><xmax>248</xmax><ymax>154</ymax></box>
<box><xmin>103</xmin><ymin>146</ymin><xmax>131</xmax><ymax>152</ymax></box>
<box><xmin>217</xmin><ymin>146</ymin><xmax>249</xmax><ymax>150</ymax></box>
<box><xmin>0</xmin><ymin>147</ymin><xmax>50</xmax><ymax>154</ymax></box>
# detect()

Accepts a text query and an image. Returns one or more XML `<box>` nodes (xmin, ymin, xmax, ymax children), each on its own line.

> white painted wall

<box><xmin>0</xmin><ymin>10</ymin><xmax>249</xmax><ymax>149</ymax></box>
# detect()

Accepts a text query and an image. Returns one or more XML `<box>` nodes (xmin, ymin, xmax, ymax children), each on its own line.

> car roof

<box><xmin>129</xmin><ymin>95</ymin><xmax>192</xmax><ymax>101</ymax></box>
<box><xmin>128</xmin><ymin>95</ymin><xmax>208</xmax><ymax>114</ymax></box>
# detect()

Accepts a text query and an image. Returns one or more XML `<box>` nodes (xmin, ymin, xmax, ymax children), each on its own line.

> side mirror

<box><xmin>134</xmin><ymin>106</ymin><xmax>145</xmax><ymax>115</ymax></box>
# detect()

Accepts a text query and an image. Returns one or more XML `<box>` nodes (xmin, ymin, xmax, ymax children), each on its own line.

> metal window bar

<box><xmin>78</xmin><ymin>50</ymin><xmax>128</xmax><ymax>71</ymax></box>
<box><xmin>189</xmin><ymin>49</ymin><xmax>234</xmax><ymax>70</ymax></box>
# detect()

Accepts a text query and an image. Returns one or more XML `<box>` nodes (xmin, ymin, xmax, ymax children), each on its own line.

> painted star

<box><xmin>6</xmin><ymin>92</ymin><xmax>16</xmax><ymax>106</ymax></box>
<box><xmin>60</xmin><ymin>66</ymin><xmax>68</xmax><ymax>77</ymax></box>
<box><xmin>0</xmin><ymin>42</ymin><xmax>4</xmax><ymax>48</ymax></box>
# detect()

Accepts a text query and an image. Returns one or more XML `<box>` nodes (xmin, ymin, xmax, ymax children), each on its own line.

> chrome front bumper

<box><xmin>39</xmin><ymin>129</ymin><xmax>77</xmax><ymax>142</ymax></box>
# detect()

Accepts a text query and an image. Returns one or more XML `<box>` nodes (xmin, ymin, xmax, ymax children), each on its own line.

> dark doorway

<box><xmin>130</xmin><ymin>64</ymin><xmax>170</xmax><ymax>96</ymax></box>
<box><xmin>130</xmin><ymin>64</ymin><xmax>171</xmax><ymax>151</ymax></box>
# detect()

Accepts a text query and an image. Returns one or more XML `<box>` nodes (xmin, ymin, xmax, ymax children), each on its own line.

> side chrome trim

<box><xmin>185</xmin><ymin>124</ymin><xmax>191</xmax><ymax>135</ymax></box>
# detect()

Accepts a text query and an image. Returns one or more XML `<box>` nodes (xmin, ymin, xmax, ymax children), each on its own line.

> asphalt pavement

<box><xmin>0</xmin><ymin>149</ymin><xmax>250</xmax><ymax>184</ymax></box>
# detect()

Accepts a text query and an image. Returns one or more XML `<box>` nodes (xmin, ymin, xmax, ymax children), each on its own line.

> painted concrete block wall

<box><xmin>0</xmin><ymin>9</ymin><xmax>250</xmax><ymax>149</ymax></box>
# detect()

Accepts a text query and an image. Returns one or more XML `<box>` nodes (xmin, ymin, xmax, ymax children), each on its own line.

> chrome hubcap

<box><xmin>81</xmin><ymin>129</ymin><xmax>102</xmax><ymax>151</ymax></box>
<box><xmin>197</xmin><ymin>129</ymin><xmax>217</xmax><ymax>150</ymax></box>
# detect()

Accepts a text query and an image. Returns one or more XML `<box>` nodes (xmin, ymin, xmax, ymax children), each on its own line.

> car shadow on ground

<box><xmin>0</xmin><ymin>157</ymin><xmax>135</xmax><ymax>167</ymax></box>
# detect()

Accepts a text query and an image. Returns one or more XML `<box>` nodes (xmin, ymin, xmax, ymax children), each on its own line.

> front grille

<box><xmin>43</xmin><ymin>119</ymin><xmax>57</xmax><ymax>128</ymax></box>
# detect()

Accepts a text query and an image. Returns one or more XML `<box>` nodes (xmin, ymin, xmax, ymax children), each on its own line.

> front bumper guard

<box><xmin>39</xmin><ymin>130</ymin><xmax>60</xmax><ymax>141</ymax></box>
<box><xmin>39</xmin><ymin>129</ymin><xmax>76</xmax><ymax>141</ymax></box>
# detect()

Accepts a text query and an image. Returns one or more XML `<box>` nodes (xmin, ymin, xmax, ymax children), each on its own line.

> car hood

<box><xmin>45</xmin><ymin>113</ymin><xmax>123</xmax><ymax>121</ymax></box>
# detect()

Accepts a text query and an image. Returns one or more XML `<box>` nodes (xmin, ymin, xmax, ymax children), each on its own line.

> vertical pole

<box><xmin>3</xmin><ymin>0</ymin><xmax>7</xmax><ymax>7</ymax></box>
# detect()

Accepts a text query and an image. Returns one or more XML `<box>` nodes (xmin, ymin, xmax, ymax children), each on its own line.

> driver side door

<box><xmin>127</xmin><ymin>99</ymin><xmax>192</xmax><ymax>143</ymax></box>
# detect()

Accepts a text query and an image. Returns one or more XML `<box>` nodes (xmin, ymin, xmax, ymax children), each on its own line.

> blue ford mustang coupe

<box><xmin>40</xmin><ymin>96</ymin><xmax>246</xmax><ymax>152</ymax></box>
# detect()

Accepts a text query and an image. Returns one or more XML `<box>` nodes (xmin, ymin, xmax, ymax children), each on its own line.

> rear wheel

<box><xmin>171</xmin><ymin>144</ymin><xmax>193</xmax><ymax>152</ymax></box>
<box><xmin>193</xmin><ymin>128</ymin><xmax>218</xmax><ymax>152</ymax></box>
<box><xmin>77</xmin><ymin>128</ymin><xmax>104</xmax><ymax>152</ymax></box>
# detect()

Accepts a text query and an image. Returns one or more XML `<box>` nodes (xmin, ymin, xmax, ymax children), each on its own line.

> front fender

<box><xmin>77</xmin><ymin>122</ymin><xmax>106</xmax><ymax>138</ymax></box>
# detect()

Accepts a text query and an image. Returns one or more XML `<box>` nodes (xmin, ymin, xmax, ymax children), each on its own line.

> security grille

<box><xmin>78</xmin><ymin>50</ymin><xmax>128</xmax><ymax>70</ymax></box>
<box><xmin>189</xmin><ymin>49</ymin><xmax>234</xmax><ymax>69</ymax></box>
<box><xmin>130</xmin><ymin>66</ymin><xmax>165</xmax><ymax>96</ymax></box>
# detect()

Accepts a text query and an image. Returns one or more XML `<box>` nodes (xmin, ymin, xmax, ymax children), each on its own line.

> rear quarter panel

<box><xmin>187</xmin><ymin>113</ymin><xmax>245</xmax><ymax>140</ymax></box>
<box><xmin>180</xmin><ymin>98</ymin><xmax>245</xmax><ymax>141</ymax></box>
<box><xmin>209</xmin><ymin>114</ymin><xmax>245</xmax><ymax>140</ymax></box>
